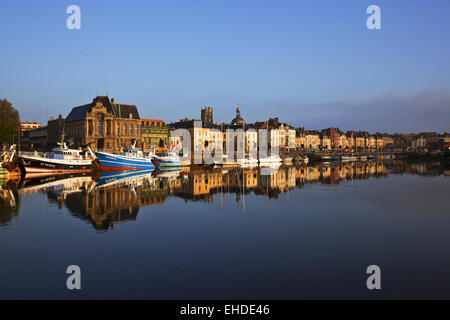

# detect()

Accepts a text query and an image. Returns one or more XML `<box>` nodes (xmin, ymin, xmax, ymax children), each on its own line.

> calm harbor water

<box><xmin>1</xmin><ymin>160</ymin><xmax>450</xmax><ymax>299</ymax></box>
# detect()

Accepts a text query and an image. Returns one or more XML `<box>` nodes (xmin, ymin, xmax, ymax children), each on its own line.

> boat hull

<box><xmin>259</xmin><ymin>157</ymin><xmax>282</xmax><ymax>166</ymax></box>
<box><xmin>156</xmin><ymin>159</ymin><xmax>182</xmax><ymax>167</ymax></box>
<box><xmin>19</xmin><ymin>156</ymin><xmax>93</xmax><ymax>174</ymax></box>
<box><xmin>0</xmin><ymin>166</ymin><xmax>8</xmax><ymax>177</ymax></box>
<box><xmin>96</xmin><ymin>151</ymin><xmax>156</xmax><ymax>171</ymax></box>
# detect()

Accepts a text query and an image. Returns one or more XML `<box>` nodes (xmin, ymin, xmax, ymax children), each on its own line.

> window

<box><xmin>129</xmin><ymin>124</ymin><xmax>133</xmax><ymax>135</ymax></box>
<box><xmin>123</xmin><ymin>124</ymin><xmax>126</xmax><ymax>135</ymax></box>
<box><xmin>135</xmin><ymin>124</ymin><xmax>139</xmax><ymax>136</ymax></box>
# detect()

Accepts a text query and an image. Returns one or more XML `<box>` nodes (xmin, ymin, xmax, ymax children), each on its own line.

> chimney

<box><xmin>111</xmin><ymin>98</ymin><xmax>115</xmax><ymax>104</ymax></box>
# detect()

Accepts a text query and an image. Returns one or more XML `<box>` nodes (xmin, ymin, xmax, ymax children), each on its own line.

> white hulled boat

<box><xmin>259</xmin><ymin>155</ymin><xmax>282</xmax><ymax>166</ymax></box>
<box><xmin>154</xmin><ymin>150</ymin><xmax>182</xmax><ymax>168</ymax></box>
<box><xmin>18</xmin><ymin>143</ymin><xmax>98</xmax><ymax>174</ymax></box>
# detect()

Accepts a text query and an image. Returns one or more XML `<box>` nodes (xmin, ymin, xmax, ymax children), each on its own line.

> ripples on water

<box><xmin>1</xmin><ymin>160</ymin><xmax>449</xmax><ymax>299</ymax></box>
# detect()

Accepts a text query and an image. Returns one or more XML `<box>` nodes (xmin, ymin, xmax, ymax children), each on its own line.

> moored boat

<box><xmin>154</xmin><ymin>150</ymin><xmax>181</xmax><ymax>167</ymax></box>
<box><xmin>293</xmin><ymin>155</ymin><xmax>309</xmax><ymax>164</ymax></box>
<box><xmin>259</xmin><ymin>155</ymin><xmax>282</xmax><ymax>165</ymax></box>
<box><xmin>96</xmin><ymin>145</ymin><xmax>157</xmax><ymax>171</ymax></box>
<box><xmin>18</xmin><ymin>143</ymin><xmax>99</xmax><ymax>174</ymax></box>
<box><xmin>1</xmin><ymin>145</ymin><xmax>22</xmax><ymax>176</ymax></box>
<box><xmin>0</xmin><ymin>164</ymin><xmax>8</xmax><ymax>177</ymax></box>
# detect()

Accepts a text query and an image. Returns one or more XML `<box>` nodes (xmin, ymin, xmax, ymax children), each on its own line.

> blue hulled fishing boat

<box><xmin>95</xmin><ymin>142</ymin><xmax>158</xmax><ymax>171</ymax></box>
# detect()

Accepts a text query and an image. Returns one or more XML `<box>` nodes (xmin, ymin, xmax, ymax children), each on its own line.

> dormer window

<box><xmin>129</xmin><ymin>113</ymin><xmax>133</xmax><ymax>119</ymax></box>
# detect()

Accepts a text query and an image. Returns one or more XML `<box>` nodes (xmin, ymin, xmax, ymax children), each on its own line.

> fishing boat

<box><xmin>236</xmin><ymin>156</ymin><xmax>259</xmax><ymax>167</ymax></box>
<box><xmin>0</xmin><ymin>164</ymin><xmax>8</xmax><ymax>178</ymax></box>
<box><xmin>283</xmin><ymin>157</ymin><xmax>293</xmax><ymax>164</ymax></box>
<box><xmin>293</xmin><ymin>155</ymin><xmax>309</xmax><ymax>164</ymax></box>
<box><xmin>259</xmin><ymin>155</ymin><xmax>282</xmax><ymax>166</ymax></box>
<box><xmin>1</xmin><ymin>145</ymin><xmax>21</xmax><ymax>177</ymax></box>
<box><xmin>18</xmin><ymin>143</ymin><xmax>99</xmax><ymax>174</ymax></box>
<box><xmin>154</xmin><ymin>150</ymin><xmax>181</xmax><ymax>168</ymax></box>
<box><xmin>0</xmin><ymin>155</ymin><xmax>8</xmax><ymax>177</ymax></box>
<box><xmin>95</xmin><ymin>142</ymin><xmax>157</xmax><ymax>171</ymax></box>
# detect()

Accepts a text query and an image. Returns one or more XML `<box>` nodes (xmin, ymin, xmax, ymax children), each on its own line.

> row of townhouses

<box><xmin>17</xmin><ymin>96</ymin><xmax>450</xmax><ymax>153</ymax></box>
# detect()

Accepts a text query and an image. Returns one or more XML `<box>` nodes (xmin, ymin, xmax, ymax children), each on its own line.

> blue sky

<box><xmin>1</xmin><ymin>0</ymin><xmax>449</xmax><ymax>133</ymax></box>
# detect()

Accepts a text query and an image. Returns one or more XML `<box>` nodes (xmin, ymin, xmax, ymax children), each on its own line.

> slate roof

<box><xmin>112</xmin><ymin>103</ymin><xmax>140</xmax><ymax>119</ymax></box>
<box><xmin>65</xmin><ymin>96</ymin><xmax>140</xmax><ymax>122</ymax></box>
<box><xmin>65</xmin><ymin>104</ymin><xmax>92</xmax><ymax>122</ymax></box>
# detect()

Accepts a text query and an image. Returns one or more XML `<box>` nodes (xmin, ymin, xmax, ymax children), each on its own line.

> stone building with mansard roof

<box><xmin>64</xmin><ymin>96</ymin><xmax>141</xmax><ymax>150</ymax></box>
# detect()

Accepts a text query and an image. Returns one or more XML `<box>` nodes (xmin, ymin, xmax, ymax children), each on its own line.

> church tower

<box><xmin>201</xmin><ymin>106</ymin><xmax>213</xmax><ymax>126</ymax></box>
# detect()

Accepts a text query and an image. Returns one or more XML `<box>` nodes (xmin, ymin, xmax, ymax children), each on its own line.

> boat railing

<box><xmin>19</xmin><ymin>151</ymin><xmax>47</xmax><ymax>158</ymax></box>
<box><xmin>19</xmin><ymin>151</ymin><xmax>93</xmax><ymax>160</ymax></box>
<box><xmin>97</xmin><ymin>149</ymin><xmax>152</xmax><ymax>159</ymax></box>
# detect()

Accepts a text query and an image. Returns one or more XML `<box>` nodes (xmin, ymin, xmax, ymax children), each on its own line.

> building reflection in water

<box><xmin>0</xmin><ymin>161</ymin><xmax>449</xmax><ymax>230</ymax></box>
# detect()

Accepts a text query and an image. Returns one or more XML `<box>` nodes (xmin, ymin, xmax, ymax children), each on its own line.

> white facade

<box><xmin>287</xmin><ymin>129</ymin><xmax>296</xmax><ymax>149</ymax></box>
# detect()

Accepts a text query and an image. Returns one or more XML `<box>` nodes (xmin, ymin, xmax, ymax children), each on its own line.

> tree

<box><xmin>0</xmin><ymin>99</ymin><xmax>20</xmax><ymax>146</ymax></box>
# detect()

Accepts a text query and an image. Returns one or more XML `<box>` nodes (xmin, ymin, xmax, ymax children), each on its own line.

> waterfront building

<box><xmin>279</xmin><ymin>124</ymin><xmax>287</xmax><ymax>149</ymax></box>
<box><xmin>295</xmin><ymin>128</ymin><xmax>306</xmax><ymax>149</ymax></box>
<box><xmin>410</xmin><ymin>132</ymin><xmax>442</xmax><ymax>151</ymax></box>
<box><xmin>375</xmin><ymin>135</ymin><xmax>384</xmax><ymax>151</ymax></box>
<box><xmin>355</xmin><ymin>134</ymin><xmax>366</xmax><ymax>151</ymax></box>
<box><xmin>170</xmin><ymin>132</ymin><xmax>183</xmax><ymax>148</ymax></box>
<box><xmin>322</xmin><ymin>128</ymin><xmax>344</xmax><ymax>150</ymax></box>
<box><xmin>254</xmin><ymin>121</ymin><xmax>280</xmax><ymax>153</ymax></box>
<box><xmin>141</xmin><ymin>119</ymin><xmax>170</xmax><ymax>150</ymax></box>
<box><xmin>64</xmin><ymin>96</ymin><xmax>141</xmax><ymax>150</ymax></box>
<box><xmin>20</xmin><ymin>121</ymin><xmax>41</xmax><ymax>132</ymax></box>
<box><xmin>338</xmin><ymin>134</ymin><xmax>347</xmax><ymax>150</ymax></box>
<box><xmin>346</xmin><ymin>131</ymin><xmax>356</xmax><ymax>151</ymax></box>
<box><xmin>287</xmin><ymin>128</ymin><xmax>296</xmax><ymax>149</ymax></box>
<box><xmin>382</xmin><ymin>136</ymin><xmax>394</xmax><ymax>150</ymax></box>
<box><xmin>321</xmin><ymin>134</ymin><xmax>331</xmax><ymax>150</ymax></box>
<box><xmin>305</xmin><ymin>130</ymin><xmax>320</xmax><ymax>150</ymax></box>
<box><xmin>47</xmin><ymin>115</ymin><xmax>65</xmax><ymax>149</ymax></box>
<box><xmin>245</xmin><ymin>128</ymin><xmax>258</xmax><ymax>155</ymax></box>
<box><xmin>29</xmin><ymin>126</ymin><xmax>48</xmax><ymax>151</ymax></box>
<box><xmin>20</xmin><ymin>121</ymin><xmax>42</xmax><ymax>150</ymax></box>
<box><xmin>368</xmin><ymin>135</ymin><xmax>377</xmax><ymax>150</ymax></box>
<box><xmin>277</xmin><ymin>123</ymin><xmax>296</xmax><ymax>149</ymax></box>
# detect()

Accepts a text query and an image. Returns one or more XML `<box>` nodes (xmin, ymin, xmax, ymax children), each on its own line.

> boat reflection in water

<box><xmin>1</xmin><ymin>160</ymin><xmax>449</xmax><ymax>231</ymax></box>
